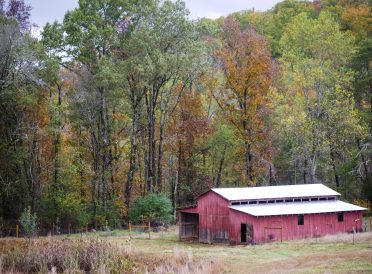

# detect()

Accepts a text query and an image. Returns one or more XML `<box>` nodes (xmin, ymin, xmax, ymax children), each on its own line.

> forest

<box><xmin>0</xmin><ymin>0</ymin><xmax>371</xmax><ymax>231</ymax></box>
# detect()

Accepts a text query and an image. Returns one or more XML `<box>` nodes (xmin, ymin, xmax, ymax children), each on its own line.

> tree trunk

<box><xmin>99</xmin><ymin>86</ymin><xmax>109</xmax><ymax>209</ymax></box>
<box><xmin>53</xmin><ymin>84</ymin><xmax>62</xmax><ymax>189</ymax></box>
<box><xmin>215</xmin><ymin>144</ymin><xmax>227</xmax><ymax>187</ymax></box>
<box><xmin>145</xmin><ymin>87</ymin><xmax>157</xmax><ymax>193</ymax></box>
<box><xmin>357</xmin><ymin>138</ymin><xmax>369</xmax><ymax>178</ymax></box>
<box><xmin>329</xmin><ymin>144</ymin><xmax>340</xmax><ymax>190</ymax></box>
<box><xmin>245</xmin><ymin>141</ymin><xmax>253</xmax><ymax>183</ymax></box>
<box><xmin>125</xmin><ymin>107</ymin><xmax>139</xmax><ymax>213</ymax></box>
<box><xmin>303</xmin><ymin>156</ymin><xmax>308</xmax><ymax>184</ymax></box>
<box><xmin>91</xmin><ymin>128</ymin><xmax>100</xmax><ymax>229</ymax></box>
<box><xmin>269</xmin><ymin>164</ymin><xmax>273</xmax><ymax>186</ymax></box>
<box><xmin>157</xmin><ymin>116</ymin><xmax>165</xmax><ymax>192</ymax></box>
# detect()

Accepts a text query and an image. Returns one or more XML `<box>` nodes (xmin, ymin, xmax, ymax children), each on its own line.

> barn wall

<box><xmin>198</xmin><ymin>191</ymin><xmax>230</xmax><ymax>243</ymax></box>
<box><xmin>229</xmin><ymin>210</ymin><xmax>363</xmax><ymax>244</ymax></box>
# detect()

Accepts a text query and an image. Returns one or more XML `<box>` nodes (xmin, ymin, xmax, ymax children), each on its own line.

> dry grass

<box><xmin>0</xmin><ymin>236</ymin><xmax>224</xmax><ymax>274</ymax></box>
<box><xmin>106</xmin><ymin>228</ymin><xmax>372</xmax><ymax>274</ymax></box>
<box><xmin>0</xmin><ymin>230</ymin><xmax>371</xmax><ymax>273</ymax></box>
<box><xmin>151</xmin><ymin>246</ymin><xmax>224</xmax><ymax>274</ymax></box>
<box><xmin>0</xmin><ymin>238</ymin><xmax>134</xmax><ymax>273</ymax></box>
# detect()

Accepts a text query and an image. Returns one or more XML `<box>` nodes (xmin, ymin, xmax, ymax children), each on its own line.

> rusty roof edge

<box><xmin>177</xmin><ymin>204</ymin><xmax>198</xmax><ymax>211</ymax></box>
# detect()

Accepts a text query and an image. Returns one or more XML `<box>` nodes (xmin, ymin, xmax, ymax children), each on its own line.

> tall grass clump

<box><xmin>1</xmin><ymin>238</ymin><xmax>134</xmax><ymax>273</ymax></box>
<box><xmin>152</xmin><ymin>246</ymin><xmax>224</xmax><ymax>274</ymax></box>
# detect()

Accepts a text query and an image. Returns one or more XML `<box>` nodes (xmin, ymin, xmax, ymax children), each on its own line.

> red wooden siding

<box><xmin>197</xmin><ymin>191</ymin><xmax>230</xmax><ymax>243</ymax></box>
<box><xmin>229</xmin><ymin>209</ymin><xmax>363</xmax><ymax>244</ymax></box>
<box><xmin>179</xmin><ymin>191</ymin><xmax>364</xmax><ymax>245</ymax></box>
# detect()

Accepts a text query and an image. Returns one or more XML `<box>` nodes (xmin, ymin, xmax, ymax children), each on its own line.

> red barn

<box><xmin>178</xmin><ymin>184</ymin><xmax>366</xmax><ymax>244</ymax></box>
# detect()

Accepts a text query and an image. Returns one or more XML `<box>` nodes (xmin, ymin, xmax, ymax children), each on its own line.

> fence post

<box><xmin>16</xmin><ymin>224</ymin><xmax>19</xmax><ymax>238</ymax></box>
<box><xmin>148</xmin><ymin>222</ymin><xmax>151</xmax><ymax>240</ymax></box>
<box><xmin>281</xmin><ymin>226</ymin><xmax>283</xmax><ymax>243</ymax></box>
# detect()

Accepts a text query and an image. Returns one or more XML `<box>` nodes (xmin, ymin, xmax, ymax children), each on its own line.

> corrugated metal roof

<box><xmin>212</xmin><ymin>184</ymin><xmax>340</xmax><ymax>201</ymax></box>
<box><xmin>229</xmin><ymin>200</ymin><xmax>366</xmax><ymax>216</ymax></box>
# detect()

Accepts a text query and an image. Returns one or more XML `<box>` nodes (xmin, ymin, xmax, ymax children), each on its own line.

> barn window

<box><xmin>285</xmin><ymin>199</ymin><xmax>293</xmax><ymax>202</ymax></box>
<box><xmin>259</xmin><ymin>200</ymin><xmax>267</xmax><ymax>204</ymax></box>
<box><xmin>298</xmin><ymin>214</ymin><xmax>304</xmax><ymax>225</ymax></box>
<box><xmin>232</xmin><ymin>202</ymin><xmax>240</xmax><ymax>205</ymax></box>
<box><xmin>302</xmin><ymin>198</ymin><xmax>309</xmax><ymax>202</ymax></box>
<box><xmin>338</xmin><ymin>212</ymin><xmax>344</xmax><ymax>222</ymax></box>
<box><xmin>249</xmin><ymin>201</ymin><xmax>257</xmax><ymax>204</ymax></box>
<box><xmin>276</xmin><ymin>199</ymin><xmax>284</xmax><ymax>203</ymax></box>
<box><xmin>328</xmin><ymin>197</ymin><xmax>335</xmax><ymax>200</ymax></box>
<box><xmin>241</xmin><ymin>201</ymin><xmax>248</xmax><ymax>205</ymax></box>
<box><xmin>319</xmin><ymin>197</ymin><xmax>327</xmax><ymax>201</ymax></box>
<box><xmin>311</xmin><ymin>198</ymin><xmax>319</xmax><ymax>201</ymax></box>
<box><xmin>268</xmin><ymin>200</ymin><xmax>275</xmax><ymax>204</ymax></box>
<box><xmin>294</xmin><ymin>198</ymin><xmax>301</xmax><ymax>202</ymax></box>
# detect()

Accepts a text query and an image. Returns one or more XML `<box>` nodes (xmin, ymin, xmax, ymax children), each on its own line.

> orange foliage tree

<box><xmin>165</xmin><ymin>90</ymin><xmax>213</xmax><ymax>207</ymax></box>
<box><xmin>214</xmin><ymin>17</ymin><xmax>274</xmax><ymax>184</ymax></box>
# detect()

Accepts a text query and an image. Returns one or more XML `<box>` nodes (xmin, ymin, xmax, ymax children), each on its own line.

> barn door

<box><xmin>241</xmin><ymin>223</ymin><xmax>254</xmax><ymax>244</ymax></box>
<box><xmin>241</xmin><ymin>224</ymin><xmax>247</xmax><ymax>243</ymax></box>
<box><xmin>246</xmin><ymin>224</ymin><xmax>253</xmax><ymax>244</ymax></box>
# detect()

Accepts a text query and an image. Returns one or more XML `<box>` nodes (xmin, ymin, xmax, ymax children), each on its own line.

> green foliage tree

<box><xmin>129</xmin><ymin>193</ymin><xmax>173</xmax><ymax>224</ymax></box>
<box><xmin>19</xmin><ymin>207</ymin><xmax>37</xmax><ymax>239</ymax></box>
<box><xmin>276</xmin><ymin>11</ymin><xmax>368</xmax><ymax>193</ymax></box>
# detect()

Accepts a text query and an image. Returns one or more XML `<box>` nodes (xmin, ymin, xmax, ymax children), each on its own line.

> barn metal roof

<box><xmin>229</xmin><ymin>200</ymin><xmax>366</xmax><ymax>217</ymax></box>
<box><xmin>212</xmin><ymin>184</ymin><xmax>340</xmax><ymax>201</ymax></box>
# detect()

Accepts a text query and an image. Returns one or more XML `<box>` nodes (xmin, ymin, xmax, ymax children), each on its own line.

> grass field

<box><xmin>1</xmin><ymin>228</ymin><xmax>371</xmax><ymax>273</ymax></box>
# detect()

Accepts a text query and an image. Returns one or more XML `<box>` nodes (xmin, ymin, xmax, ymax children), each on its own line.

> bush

<box><xmin>129</xmin><ymin>193</ymin><xmax>173</xmax><ymax>225</ymax></box>
<box><xmin>19</xmin><ymin>207</ymin><xmax>37</xmax><ymax>239</ymax></box>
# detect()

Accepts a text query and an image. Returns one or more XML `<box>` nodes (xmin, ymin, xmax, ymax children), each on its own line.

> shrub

<box><xmin>129</xmin><ymin>193</ymin><xmax>173</xmax><ymax>225</ymax></box>
<box><xmin>19</xmin><ymin>207</ymin><xmax>37</xmax><ymax>239</ymax></box>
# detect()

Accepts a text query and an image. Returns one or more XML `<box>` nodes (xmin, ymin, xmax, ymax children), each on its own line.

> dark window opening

<box><xmin>311</xmin><ymin>198</ymin><xmax>319</xmax><ymax>201</ymax></box>
<box><xmin>338</xmin><ymin>212</ymin><xmax>343</xmax><ymax>222</ymax></box>
<box><xmin>294</xmin><ymin>199</ymin><xmax>301</xmax><ymax>202</ymax></box>
<box><xmin>298</xmin><ymin>214</ymin><xmax>304</xmax><ymax>225</ymax></box>
<box><xmin>241</xmin><ymin>201</ymin><xmax>248</xmax><ymax>205</ymax></box>
<box><xmin>276</xmin><ymin>200</ymin><xmax>284</xmax><ymax>203</ymax></box>
<box><xmin>249</xmin><ymin>201</ymin><xmax>257</xmax><ymax>204</ymax></box>
<box><xmin>328</xmin><ymin>197</ymin><xmax>335</xmax><ymax>200</ymax></box>
<box><xmin>302</xmin><ymin>198</ymin><xmax>309</xmax><ymax>202</ymax></box>
<box><xmin>268</xmin><ymin>200</ymin><xmax>275</xmax><ymax>204</ymax></box>
<box><xmin>259</xmin><ymin>200</ymin><xmax>267</xmax><ymax>204</ymax></box>
<box><xmin>285</xmin><ymin>199</ymin><xmax>293</xmax><ymax>202</ymax></box>
<box><xmin>232</xmin><ymin>202</ymin><xmax>240</xmax><ymax>205</ymax></box>
<box><xmin>319</xmin><ymin>197</ymin><xmax>327</xmax><ymax>201</ymax></box>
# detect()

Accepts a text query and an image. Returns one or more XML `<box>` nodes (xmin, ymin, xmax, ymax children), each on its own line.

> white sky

<box><xmin>26</xmin><ymin>0</ymin><xmax>282</xmax><ymax>30</ymax></box>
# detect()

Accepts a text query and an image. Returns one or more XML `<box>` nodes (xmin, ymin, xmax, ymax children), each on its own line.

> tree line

<box><xmin>0</xmin><ymin>0</ymin><xmax>370</xmax><ymax>230</ymax></box>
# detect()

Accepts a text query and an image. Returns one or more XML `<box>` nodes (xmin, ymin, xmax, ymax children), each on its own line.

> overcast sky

<box><xmin>27</xmin><ymin>0</ymin><xmax>282</xmax><ymax>30</ymax></box>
